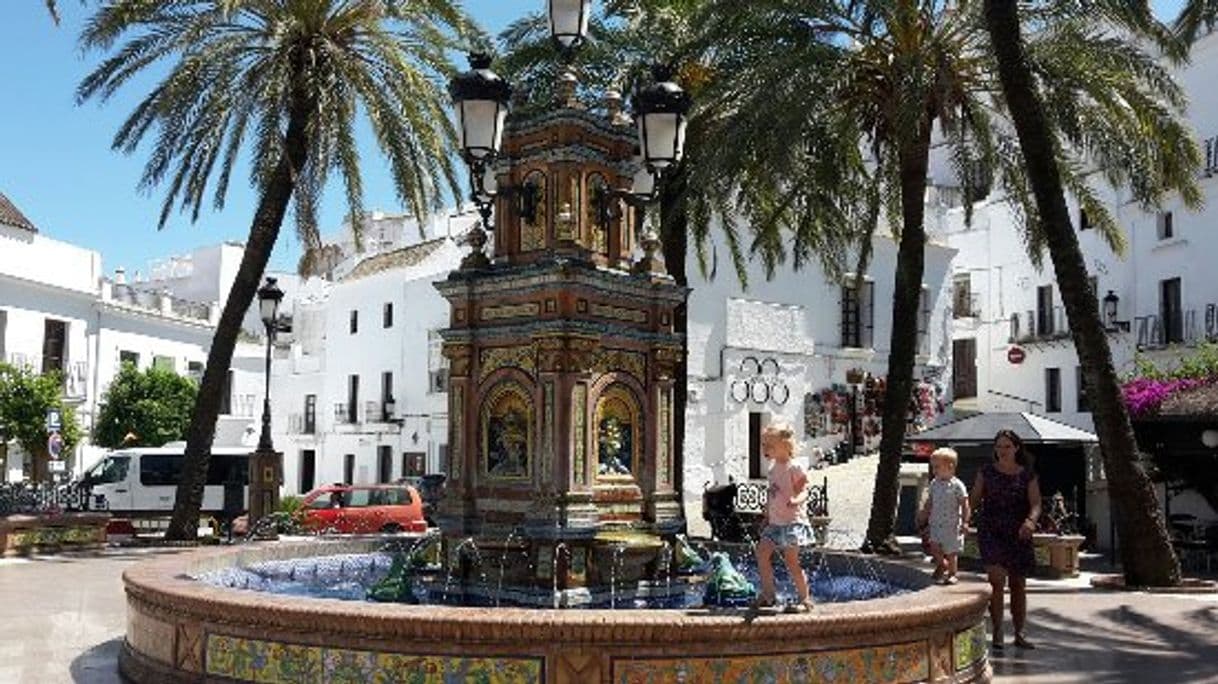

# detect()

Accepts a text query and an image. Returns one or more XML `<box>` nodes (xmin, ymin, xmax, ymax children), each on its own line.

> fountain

<box><xmin>116</xmin><ymin>5</ymin><xmax>990</xmax><ymax>681</ymax></box>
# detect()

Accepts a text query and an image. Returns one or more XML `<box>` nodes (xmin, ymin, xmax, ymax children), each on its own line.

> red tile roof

<box><xmin>0</xmin><ymin>192</ymin><xmax>37</xmax><ymax>233</ymax></box>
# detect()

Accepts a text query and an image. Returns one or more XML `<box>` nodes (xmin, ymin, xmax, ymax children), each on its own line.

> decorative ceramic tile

<box><xmin>205</xmin><ymin>634</ymin><xmax>542</xmax><ymax>684</ymax></box>
<box><xmin>954</xmin><ymin>622</ymin><xmax>987</xmax><ymax>672</ymax></box>
<box><xmin>613</xmin><ymin>641</ymin><xmax>929</xmax><ymax>684</ymax></box>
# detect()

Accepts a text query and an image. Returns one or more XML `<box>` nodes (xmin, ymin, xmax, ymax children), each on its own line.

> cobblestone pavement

<box><xmin>1</xmin><ymin>542</ymin><xmax>1215</xmax><ymax>683</ymax></box>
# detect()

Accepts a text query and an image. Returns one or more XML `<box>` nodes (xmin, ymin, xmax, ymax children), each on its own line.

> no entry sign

<box><xmin>1007</xmin><ymin>346</ymin><xmax>1026</xmax><ymax>365</ymax></box>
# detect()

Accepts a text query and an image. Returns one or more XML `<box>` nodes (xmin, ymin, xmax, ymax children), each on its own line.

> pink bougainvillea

<box><xmin>1121</xmin><ymin>377</ymin><xmax>1210</xmax><ymax>417</ymax></box>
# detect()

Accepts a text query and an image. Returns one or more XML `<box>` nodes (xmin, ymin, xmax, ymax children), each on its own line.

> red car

<box><xmin>300</xmin><ymin>483</ymin><xmax>426</xmax><ymax>534</ymax></box>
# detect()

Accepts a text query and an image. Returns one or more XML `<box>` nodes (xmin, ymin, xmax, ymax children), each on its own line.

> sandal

<box><xmin>783</xmin><ymin>600</ymin><xmax>814</xmax><ymax>614</ymax></box>
<box><xmin>1014</xmin><ymin>634</ymin><xmax>1035</xmax><ymax>650</ymax></box>
<box><xmin>749</xmin><ymin>595</ymin><xmax>777</xmax><ymax>610</ymax></box>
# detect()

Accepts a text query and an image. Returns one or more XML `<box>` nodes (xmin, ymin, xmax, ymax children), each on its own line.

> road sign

<box><xmin>1007</xmin><ymin>346</ymin><xmax>1026</xmax><ymax>365</ymax></box>
<box><xmin>49</xmin><ymin>460</ymin><xmax>66</xmax><ymax>473</ymax></box>
<box><xmin>48</xmin><ymin>431</ymin><xmax>64</xmax><ymax>459</ymax></box>
<box><xmin>45</xmin><ymin>408</ymin><xmax>62</xmax><ymax>431</ymax></box>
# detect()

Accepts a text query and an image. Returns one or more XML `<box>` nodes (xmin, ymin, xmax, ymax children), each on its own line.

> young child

<box><xmin>918</xmin><ymin>447</ymin><xmax>970</xmax><ymax>584</ymax></box>
<box><xmin>752</xmin><ymin>421</ymin><xmax>814</xmax><ymax>612</ymax></box>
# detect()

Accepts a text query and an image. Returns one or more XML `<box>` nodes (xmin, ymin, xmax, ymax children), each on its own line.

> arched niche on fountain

<box><xmin>590</xmin><ymin>377</ymin><xmax>645</xmax><ymax>483</ymax></box>
<box><xmin>479</xmin><ymin>375</ymin><xmax>536</xmax><ymax>483</ymax></box>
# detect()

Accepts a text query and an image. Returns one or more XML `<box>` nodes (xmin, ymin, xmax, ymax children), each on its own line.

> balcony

<box><xmin>334</xmin><ymin>402</ymin><xmax>360</xmax><ymax>425</ymax></box>
<box><xmin>951</xmin><ymin>293</ymin><xmax>982</xmax><ymax>320</ymax></box>
<box><xmin>287</xmin><ymin>413</ymin><xmax>318</xmax><ymax>435</ymax></box>
<box><xmin>1009</xmin><ymin>307</ymin><xmax>1070</xmax><ymax>344</ymax></box>
<box><xmin>1135</xmin><ymin>306</ymin><xmax>1218</xmax><ymax>350</ymax></box>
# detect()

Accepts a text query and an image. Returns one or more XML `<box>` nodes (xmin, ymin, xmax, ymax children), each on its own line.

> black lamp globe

<box><xmin>257</xmin><ymin>277</ymin><xmax>284</xmax><ymax>329</ymax></box>
<box><xmin>548</xmin><ymin>0</ymin><xmax>592</xmax><ymax>50</ymax></box>
<box><xmin>449</xmin><ymin>53</ymin><xmax>512</xmax><ymax>162</ymax></box>
<box><xmin>1103</xmin><ymin>290</ymin><xmax>1119</xmax><ymax>328</ymax></box>
<box><xmin>633</xmin><ymin>64</ymin><xmax>692</xmax><ymax>170</ymax></box>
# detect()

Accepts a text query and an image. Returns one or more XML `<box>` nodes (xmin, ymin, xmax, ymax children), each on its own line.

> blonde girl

<box><xmin>752</xmin><ymin>421</ymin><xmax>814</xmax><ymax>612</ymax></box>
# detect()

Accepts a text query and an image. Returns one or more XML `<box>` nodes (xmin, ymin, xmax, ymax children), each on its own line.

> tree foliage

<box><xmin>0</xmin><ymin>363</ymin><xmax>81</xmax><ymax>476</ymax></box>
<box><xmin>93</xmin><ymin>364</ymin><xmax>199</xmax><ymax>449</ymax></box>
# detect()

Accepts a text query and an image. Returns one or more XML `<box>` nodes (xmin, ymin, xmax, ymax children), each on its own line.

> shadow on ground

<box><xmin>992</xmin><ymin>603</ymin><xmax>1218</xmax><ymax>683</ymax></box>
<box><xmin>70</xmin><ymin>638</ymin><xmax>123</xmax><ymax>684</ymax></box>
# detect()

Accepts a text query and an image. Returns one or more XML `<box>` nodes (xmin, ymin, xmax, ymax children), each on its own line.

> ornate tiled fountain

<box><xmin>432</xmin><ymin>82</ymin><xmax>689</xmax><ymax>606</ymax></box>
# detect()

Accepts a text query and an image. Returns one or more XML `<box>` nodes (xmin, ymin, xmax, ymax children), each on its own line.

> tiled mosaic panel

<box><xmin>205</xmin><ymin>634</ymin><xmax>543</xmax><ymax>683</ymax></box>
<box><xmin>954</xmin><ymin>622</ymin><xmax>987</xmax><ymax>672</ymax></box>
<box><xmin>614</xmin><ymin>641</ymin><xmax>929</xmax><ymax>684</ymax></box>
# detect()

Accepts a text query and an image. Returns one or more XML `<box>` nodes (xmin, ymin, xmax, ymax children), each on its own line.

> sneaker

<box><xmin>943</xmin><ymin>575</ymin><xmax>959</xmax><ymax>585</ymax></box>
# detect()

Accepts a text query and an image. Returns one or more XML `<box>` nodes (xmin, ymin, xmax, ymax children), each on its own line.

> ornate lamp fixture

<box><xmin>547</xmin><ymin>0</ymin><xmax>592</xmax><ymax>53</ymax></box>
<box><xmin>633</xmin><ymin>64</ymin><xmax>692</xmax><ymax>171</ymax></box>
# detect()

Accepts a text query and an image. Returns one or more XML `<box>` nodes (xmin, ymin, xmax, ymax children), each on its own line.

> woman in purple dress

<box><xmin>971</xmin><ymin>429</ymin><xmax>1042</xmax><ymax>651</ymax></box>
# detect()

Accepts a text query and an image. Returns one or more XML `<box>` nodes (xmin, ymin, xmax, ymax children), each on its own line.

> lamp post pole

<box><xmin>249</xmin><ymin>277</ymin><xmax>285</xmax><ymax>540</ymax></box>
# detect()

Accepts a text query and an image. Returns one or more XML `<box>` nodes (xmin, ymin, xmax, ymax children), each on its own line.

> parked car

<box><xmin>298</xmin><ymin>483</ymin><xmax>426</xmax><ymax>534</ymax></box>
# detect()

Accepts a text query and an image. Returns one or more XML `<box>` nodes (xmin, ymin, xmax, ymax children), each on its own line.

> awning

<box><xmin>907</xmin><ymin>412</ymin><xmax>1097</xmax><ymax>446</ymax></box>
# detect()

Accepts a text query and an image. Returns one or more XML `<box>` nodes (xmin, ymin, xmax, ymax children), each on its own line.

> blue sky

<box><xmin>0</xmin><ymin>0</ymin><xmax>1187</xmax><ymax>277</ymax></box>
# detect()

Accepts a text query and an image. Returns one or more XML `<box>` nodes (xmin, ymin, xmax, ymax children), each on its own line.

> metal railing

<box><xmin>0</xmin><ymin>482</ymin><xmax>107</xmax><ymax>516</ymax></box>
<box><xmin>1009</xmin><ymin>307</ymin><xmax>1070</xmax><ymax>343</ymax></box>
<box><xmin>334</xmin><ymin>402</ymin><xmax>360</xmax><ymax>424</ymax></box>
<box><xmin>951</xmin><ymin>293</ymin><xmax>982</xmax><ymax>319</ymax></box>
<box><xmin>1135</xmin><ymin>310</ymin><xmax>1205</xmax><ymax>349</ymax></box>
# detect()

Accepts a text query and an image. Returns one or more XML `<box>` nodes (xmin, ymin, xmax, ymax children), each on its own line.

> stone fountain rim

<box><xmin>124</xmin><ymin>539</ymin><xmax>990</xmax><ymax>645</ymax></box>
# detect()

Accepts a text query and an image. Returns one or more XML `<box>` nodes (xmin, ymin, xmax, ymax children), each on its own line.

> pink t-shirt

<box><xmin>766</xmin><ymin>459</ymin><xmax>809</xmax><ymax>525</ymax></box>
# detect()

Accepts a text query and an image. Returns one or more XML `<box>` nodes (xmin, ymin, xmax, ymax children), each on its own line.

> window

<box><xmin>219</xmin><ymin>370</ymin><xmax>233</xmax><ymax>415</ymax></box>
<box><xmin>120</xmin><ymin>350</ymin><xmax>140</xmax><ymax>368</ymax></box>
<box><xmin>1045</xmin><ymin>367</ymin><xmax>1062</xmax><ymax>413</ymax></box>
<box><xmin>347</xmin><ymin>375</ymin><xmax>360</xmax><ymax>423</ymax></box>
<box><xmin>1079</xmin><ymin>207</ymin><xmax>1090</xmax><ymax>231</ymax></box>
<box><xmin>378</xmin><ymin>445</ymin><xmax>393</xmax><ymax>483</ymax></box>
<box><xmin>1037</xmin><ymin>285</ymin><xmax>1055</xmax><ymax>336</ymax></box>
<box><xmin>402</xmin><ymin>452</ymin><xmax>425</xmax><ymax>478</ymax></box>
<box><xmin>952</xmin><ymin>274</ymin><xmax>973</xmax><ymax>319</ymax></box>
<box><xmin>748</xmin><ymin>412</ymin><xmax>766</xmax><ymax>480</ymax></box>
<box><xmin>1160</xmin><ymin>277</ymin><xmax>1183</xmax><ymax>344</ymax></box>
<box><xmin>140</xmin><ymin>454</ymin><xmax>183</xmax><ymax>486</ymax></box>
<box><xmin>152</xmin><ymin>355</ymin><xmax>175</xmax><ymax>372</ymax></box>
<box><xmin>41</xmin><ymin>318</ymin><xmax>67</xmax><ymax>375</ymax></box>
<box><xmin>381</xmin><ymin>371</ymin><xmax>393</xmax><ymax>420</ymax></box>
<box><xmin>1157</xmin><ymin>211</ymin><xmax>1174</xmax><ymax>240</ymax></box>
<box><xmin>918</xmin><ymin>287</ymin><xmax>931</xmax><ymax>354</ymax></box>
<box><xmin>304</xmin><ymin>395</ymin><xmax>316</xmax><ymax>434</ymax></box>
<box><xmin>438</xmin><ymin>444</ymin><xmax>449</xmax><ymax>474</ymax></box>
<box><xmin>427</xmin><ymin>330</ymin><xmax>448</xmax><ymax>394</ymax></box>
<box><xmin>383</xmin><ymin>302</ymin><xmax>394</xmax><ymax>328</ymax></box>
<box><xmin>349</xmin><ymin>310</ymin><xmax>359</xmax><ymax>334</ymax></box>
<box><xmin>84</xmin><ymin>456</ymin><xmax>129</xmax><ymax>485</ymax></box>
<box><xmin>300</xmin><ymin>450</ymin><xmax>316</xmax><ymax>492</ymax></box>
<box><xmin>952</xmin><ymin>339</ymin><xmax>977</xmax><ymax>399</ymax></box>
<box><xmin>1076</xmin><ymin>367</ymin><xmax>1090</xmax><ymax>413</ymax></box>
<box><xmin>840</xmin><ymin>280</ymin><xmax>874</xmax><ymax>348</ymax></box>
<box><xmin>187</xmin><ymin>361</ymin><xmax>204</xmax><ymax>382</ymax></box>
<box><xmin>344</xmin><ymin>454</ymin><xmax>356</xmax><ymax>484</ymax></box>
<box><xmin>430</xmin><ymin>369</ymin><xmax>448</xmax><ymax>394</ymax></box>
<box><xmin>206</xmin><ymin>454</ymin><xmax>248</xmax><ymax>485</ymax></box>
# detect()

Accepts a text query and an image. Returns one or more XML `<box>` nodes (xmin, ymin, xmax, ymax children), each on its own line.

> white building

<box><xmin>271</xmin><ymin>210</ymin><xmax>479</xmax><ymax>495</ymax></box>
<box><xmin>942</xmin><ymin>30</ymin><xmax>1218</xmax><ymax>540</ymax></box>
<box><xmin>0</xmin><ymin>191</ymin><xmax>268</xmax><ymax>481</ymax></box>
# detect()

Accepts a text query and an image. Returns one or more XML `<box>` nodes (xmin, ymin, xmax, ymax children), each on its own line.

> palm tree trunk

<box><xmin>660</xmin><ymin>165</ymin><xmax>689</xmax><ymax>526</ymax></box>
<box><xmin>164</xmin><ymin>99</ymin><xmax>312</xmax><ymax>540</ymax></box>
<box><xmin>863</xmin><ymin>128</ymin><xmax>931</xmax><ymax>554</ymax></box>
<box><xmin>983</xmin><ymin>0</ymin><xmax>1179</xmax><ymax>585</ymax></box>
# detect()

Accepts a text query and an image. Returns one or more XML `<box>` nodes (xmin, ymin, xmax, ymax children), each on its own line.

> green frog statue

<box><xmin>702</xmin><ymin>552</ymin><xmax>756</xmax><ymax>607</ymax></box>
<box><xmin>367</xmin><ymin>554</ymin><xmax>418</xmax><ymax>604</ymax></box>
<box><xmin>673</xmin><ymin>535</ymin><xmax>706</xmax><ymax>574</ymax></box>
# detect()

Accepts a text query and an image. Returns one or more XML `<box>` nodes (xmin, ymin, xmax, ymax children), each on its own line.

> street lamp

<box><xmin>450</xmin><ymin>53</ymin><xmax>512</xmax><ymax>166</ymax></box>
<box><xmin>1103</xmin><ymin>290</ymin><xmax>1119</xmax><ymax>330</ymax></box>
<box><xmin>547</xmin><ymin>0</ymin><xmax>592</xmax><ymax>52</ymax></box>
<box><xmin>633</xmin><ymin>64</ymin><xmax>692</xmax><ymax>171</ymax></box>
<box><xmin>256</xmin><ymin>277</ymin><xmax>283</xmax><ymax>451</ymax></box>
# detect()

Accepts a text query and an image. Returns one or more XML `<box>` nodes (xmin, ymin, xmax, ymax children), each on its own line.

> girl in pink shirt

<box><xmin>753</xmin><ymin>421</ymin><xmax>814</xmax><ymax>612</ymax></box>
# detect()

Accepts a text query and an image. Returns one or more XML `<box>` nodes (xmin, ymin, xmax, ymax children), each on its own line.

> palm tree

<box><xmin>697</xmin><ymin>0</ymin><xmax>1199</xmax><ymax>555</ymax></box>
<box><xmin>982</xmin><ymin>0</ymin><xmax>1196</xmax><ymax>585</ymax></box>
<box><xmin>78</xmin><ymin>0</ymin><xmax>473</xmax><ymax>540</ymax></box>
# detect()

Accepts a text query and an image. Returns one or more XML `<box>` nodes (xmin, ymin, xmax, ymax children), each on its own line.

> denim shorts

<box><xmin>761</xmin><ymin>522</ymin><xmax>815</xmax><ymax>548</ymax></box>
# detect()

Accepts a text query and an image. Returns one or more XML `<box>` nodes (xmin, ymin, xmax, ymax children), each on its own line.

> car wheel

<box><xmin>380</xmin><ymin>522</ymin><xmax>403</xmax><ymax>534</ymax></box>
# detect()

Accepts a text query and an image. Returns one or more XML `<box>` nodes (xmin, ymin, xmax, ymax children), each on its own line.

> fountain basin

<box><xmin>120</xmin><ymin>538</ymin><xmax>991</xmax><ymax>683</ymax></box>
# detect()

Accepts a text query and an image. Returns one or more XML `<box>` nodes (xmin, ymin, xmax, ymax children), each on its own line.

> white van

<box><xmin>78</xmin><ymin>446</ymin><xmax>250</xmax><ymax>515</ymax></box>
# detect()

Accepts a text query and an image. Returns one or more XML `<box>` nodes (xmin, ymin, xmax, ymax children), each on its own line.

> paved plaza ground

<box><xmin>0</xmin><ymin>543</ymin><xmax>1216</xmax><ymax>683</ymax></box>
